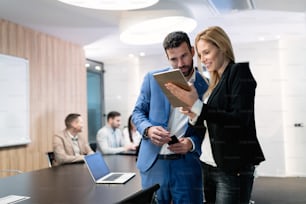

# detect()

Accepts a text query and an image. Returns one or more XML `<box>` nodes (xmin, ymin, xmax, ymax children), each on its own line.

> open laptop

<box><xmin>84</xmin><ymin>152</ymin><xmax>135</xmax><ymax>184</ymax></box>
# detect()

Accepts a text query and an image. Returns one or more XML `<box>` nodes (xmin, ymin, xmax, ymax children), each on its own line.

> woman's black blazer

<box><xmin>194</xmin><ymin>62</ymin><xmax>265</xmax><ymax>172</ymax></box>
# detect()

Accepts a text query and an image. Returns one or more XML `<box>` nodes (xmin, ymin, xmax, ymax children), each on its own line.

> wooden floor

<box><xmin>252</xmin><ymin>177</ymin><xmax>306</xmax><ymax>204</ymax></box>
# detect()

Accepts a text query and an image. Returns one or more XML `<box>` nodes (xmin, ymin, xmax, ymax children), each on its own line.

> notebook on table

<box><xmin>84</xmin><ymin>152</ymin><xmax>135</xmax><ymax>184</ymax></box>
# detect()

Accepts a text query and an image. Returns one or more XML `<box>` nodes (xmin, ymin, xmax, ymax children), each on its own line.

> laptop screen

<box><xmin>85</xmin><ymin>152</ymin><xmax>110</xmax><ymax>180</ymax></box>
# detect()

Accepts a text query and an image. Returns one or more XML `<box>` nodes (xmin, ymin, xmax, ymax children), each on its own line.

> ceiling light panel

<box><xmin>57</xmin><ymin>0</ymin><xmax>159</xmax><ymax>10</ymax></box>
<box><xmin>120</xmin><ymin>10</ymin><xmax>197</xmax><ymax>45</ymax></box>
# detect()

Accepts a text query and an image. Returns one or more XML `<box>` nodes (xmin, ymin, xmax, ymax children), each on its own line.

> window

<box><xmin>86</xmin><ymin>59</ymin><xmax>105</xmax><ymax>143</ymax></box>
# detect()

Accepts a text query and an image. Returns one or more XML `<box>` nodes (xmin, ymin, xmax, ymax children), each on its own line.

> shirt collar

<box><xmin>67</xmin><ymin>130</ymin><xmax>78</xmax><ymax>140</ymax></box>
<box><xmin>188</xmin><ymin>68</ymin><xmax>196</xmax><ymax>83</ymax></box>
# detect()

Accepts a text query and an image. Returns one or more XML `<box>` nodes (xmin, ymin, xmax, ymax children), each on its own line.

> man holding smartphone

<box><xmin>132</xmin><ymin>31</ymin><xmax>208</xmax><ymax>204</ymax></box>
<box><xmin>168</xmin><ymin>135</ymin><xmax>179</xmax><ymax>145</ymax></box>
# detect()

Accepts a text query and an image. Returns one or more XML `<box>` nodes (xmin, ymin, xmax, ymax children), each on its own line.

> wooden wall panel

<box><xmin>0</xmin><ymin>19</ymin><xmax>87</xmax><ymax>177</ymax></box>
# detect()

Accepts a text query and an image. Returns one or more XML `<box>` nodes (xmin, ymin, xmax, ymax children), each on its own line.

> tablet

<box><xmin>153</xmin><ymin>69</ymin><xmax>191</xmax><ymax>107</ymax></box>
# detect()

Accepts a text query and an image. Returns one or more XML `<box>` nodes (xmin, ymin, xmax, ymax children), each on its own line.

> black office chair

<box><xmin>89</xmin><ymin>142</ymin><xmax>97</xmax><ymax>152</ymax></box>
<box><xmin>116</xmin><ymin>184</ymin><xmax>160</xmax><ymax>204</ymax></box>
<box><xmin>46</xmin><ymin>152</ymin><xmax>55</xmax><ymax>167</ymax></box>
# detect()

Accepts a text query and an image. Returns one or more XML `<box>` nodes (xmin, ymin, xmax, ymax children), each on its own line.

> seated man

<box><xmin>96</xmin><ymin>111</ymin><xmax>136</xmax><ymax>154</ymax></box>
<box><xmin>53</xmin><ymin>113</ymin><xmax>94</xmax><ymax>165</ymax></box>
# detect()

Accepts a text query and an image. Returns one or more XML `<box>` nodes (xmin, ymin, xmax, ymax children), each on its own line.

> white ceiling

<box><xmin>0</xmin><ymin>0</ymin><xmax>305</xmax><ymax>63</ymax></box>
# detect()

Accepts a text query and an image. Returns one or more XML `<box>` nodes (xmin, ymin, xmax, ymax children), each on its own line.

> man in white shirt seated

<box><xmin>96</xmin><ymin>111</ymin><xmax>136</xmax><ymax>154</ymax></box>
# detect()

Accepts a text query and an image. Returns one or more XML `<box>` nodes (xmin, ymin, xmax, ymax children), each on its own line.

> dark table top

<box><xmin>0</xmin><ymin>155</ymin><xmax>141</xmax><ymax>204</ymax></box>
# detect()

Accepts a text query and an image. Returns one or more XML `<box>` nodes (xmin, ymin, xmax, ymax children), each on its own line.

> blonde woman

<box><xmin>165</xmin><ymin>26</ymin><xmax>265</xmax><ymax>204</ymax></box>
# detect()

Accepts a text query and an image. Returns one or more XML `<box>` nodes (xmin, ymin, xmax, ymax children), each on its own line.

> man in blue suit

<box><xmin>132</xmin><ymin>31</ymin><xmax>208</xmax><ymax>204</ymax></box>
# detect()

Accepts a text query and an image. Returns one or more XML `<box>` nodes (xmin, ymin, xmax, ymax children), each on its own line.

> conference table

<box><xmin>0</xmin><ymin>155</ymin><xmax>142</xmax><ymax>204</ymax></box>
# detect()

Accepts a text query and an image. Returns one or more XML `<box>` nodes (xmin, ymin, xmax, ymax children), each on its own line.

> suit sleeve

<box><xmin>185</xmin><ymin>125</ymin><xmax>205</xmax><ymax>155</ymax></box>
<box><xmin>82</xmin><ymin>140</ymin><xmax>94</xmax><ymax>155</ymax></box>
<box><xmin>195</xmin><ymin>63</ymin><xmax>256</xmax><ymax>127</ymax></box>
<box><xmin>132</xmin><ymin>73</ymin><xmax>153</xmax><ymax>135</ymax></box>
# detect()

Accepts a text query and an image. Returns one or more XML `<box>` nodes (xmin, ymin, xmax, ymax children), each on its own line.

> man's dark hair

<box><xmin>107</xmin><ymin>111</ymin><xmax>121</xmax><ymax>121</ymax></box>
<box><xmin>163</xmin><ymin>31</ymin><xmax>192</xmax><ymax>51</ymax></box>
<box><xmin>65</xmin><ymin>113</ymin><xmax>81</xmax><ymax>128</ymax></box>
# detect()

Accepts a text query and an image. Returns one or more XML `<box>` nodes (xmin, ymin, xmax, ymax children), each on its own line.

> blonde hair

<box><xmin>195</xmin><ymin>26</ymin><xmax>235</xmax><ymax>98</ymax></box>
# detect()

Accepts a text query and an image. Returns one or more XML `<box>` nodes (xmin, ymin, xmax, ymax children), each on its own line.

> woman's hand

<box><xmin>180</xmin><ymin>107</ymin><xmax>197</xmax><ymax>120</ymax></box>
<box><xmin>168</xmin><ymin>137</ymin><xmax>193</xmax><ymax>154</ymax></box>
<box><xmin>165</xmin><ymin>83</ymin><xmax>199</xmax><ymax>107</ymax></box>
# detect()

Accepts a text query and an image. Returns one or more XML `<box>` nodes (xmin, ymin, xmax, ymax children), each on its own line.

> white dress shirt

<box><xmin>96</xmin><ymin>125</ymin><xmax>125</xmax><ymax>154</ymax></box>
<box><xmin>122</xmin><ymin>128</ymin><xmax>141</xmax><ymax>146</ymax></box>
<box><xmin>190</xmin><ymin>96</ymin><xmax>217</xmax><ymax>167</ymax></box>
<box><xmin>67</xmin><ymin>131</ymin><xmax>81</xmax><ymax>156</ymax></box>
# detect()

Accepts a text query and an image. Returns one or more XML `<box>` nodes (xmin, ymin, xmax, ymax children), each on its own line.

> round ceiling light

<box><xmin>57</xmin><ymin>0</ymin><xmax>159</xmax><ymax>10</ymax></box>
<box><xmin>120</xmin><ymin>10</ymin><xmax>197</xmax><ymax>45</ymax></box>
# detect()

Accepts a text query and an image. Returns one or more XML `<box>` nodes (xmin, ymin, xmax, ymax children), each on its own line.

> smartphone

<box><xmin>168</xmin><ymin>135</ymin><xmax>179</xmax><ymax>145</ymax></box>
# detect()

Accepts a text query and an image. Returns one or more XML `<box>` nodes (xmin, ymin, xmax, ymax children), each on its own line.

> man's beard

<box><xmin>179</xmin><ymin>61</ymin><xmax>193</xmax><ymax>77</ymax></box>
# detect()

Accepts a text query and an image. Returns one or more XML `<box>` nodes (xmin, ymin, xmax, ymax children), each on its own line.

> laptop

<box><xmin>84</xmin><ymin>152</ymin><xmax>135</xmax><ymax>184</ymax></box>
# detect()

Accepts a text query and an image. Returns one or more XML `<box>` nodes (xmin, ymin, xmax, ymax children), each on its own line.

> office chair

<box><xmin>116</xmin><ymin>183</ymin><xmax>160</xmax><ymax>204</ymax></box>
<box><xmin>46</xmin><ymin>152</ymin><xmax>55</xmax><ymax>167</ymax></box>
<box><xmin>89</xmin><ymin>142</ymin><xmax>97</xmax><ymax>152</ymax></box>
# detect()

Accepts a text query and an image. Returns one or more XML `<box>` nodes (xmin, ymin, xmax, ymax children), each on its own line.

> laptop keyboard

<box><xmin>102</xmin><ymin>173</ymin><xmax>124</xmax><ymax>181</ymax></box>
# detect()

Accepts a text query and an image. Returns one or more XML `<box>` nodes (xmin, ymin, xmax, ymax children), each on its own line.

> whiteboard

<box><xmin>0</xmin><ymin>54</ymin><xmax>30</xmax><ymax>147</ymax></box>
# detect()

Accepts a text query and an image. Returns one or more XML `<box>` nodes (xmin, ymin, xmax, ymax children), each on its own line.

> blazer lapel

<box><xmin>207</xmin><ymin>77</ymin><xmax>223</xmax><ymax>104</ymax></box>
<box><xmin>154</xmin><ymin>70</ymin><xmax>171</xmax><ymax>120</ymax></box>
<box><xmin>194</xmin><ymin>72</ymin><xmax>208</xmax><ymax>99</ymax></box>
<box><xmin>77</xmin><ymin>134</ymin><xmax>84</xmax><ymax>154</ymax></box>
<box><xmin>164</xmin><ymin>95</ymin><xmax>171</xmax><ymax>116</ymax></box>
<box><xmin>163</xmin><ymin>69</ymin><xmax>172</xmax><ymax>116</ymax></box>
<box><xmin>64</xmin><ymin>130</ymin><xmax>75</xmax><ymax>155</ymax></box>
<box><xmin>207</xmin><ymin>63</ymin><xmax>232</xmax><ymax>104</ymax></box>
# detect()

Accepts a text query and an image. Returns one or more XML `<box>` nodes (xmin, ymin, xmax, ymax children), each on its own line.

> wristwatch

<box><xmin>143</xmin><ymin>126</ymin><xmax>151</xmax><ymax>139</ymax></box>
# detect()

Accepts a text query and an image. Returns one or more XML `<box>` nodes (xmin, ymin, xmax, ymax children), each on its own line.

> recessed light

<box><xmin>120</xmin><ymin>16</ymin><xmax>197</xmax><ymax>45</ymax></box>
<box><xmin>95</xmin><ymin>65</ymin><xmax>102</xmax><ymax>71</ymax></box>
<box><xmin>57</xmin><ymin>0</ymin><xmax>159</xmax><ymax>10</ymax></box>
<box><xmin>85</xmin><ymin>63</ymin><xmax>90</xmax><ymax>68</ymax></box>
<box><xmin>139</xmin><ymin>52</ymin><xmax>146</xmax><ymax>57</ymax></box>
<box><xmin>120</xmin><ymin>10</ymin><xmax>197</xmax><ymax>45</ymax></box>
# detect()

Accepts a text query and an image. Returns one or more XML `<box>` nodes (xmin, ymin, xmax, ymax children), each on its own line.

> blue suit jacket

<box><xmin>132</xmin><ymin>68</ymin><xmax>208</xmax><ymax>172</ymax></box>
